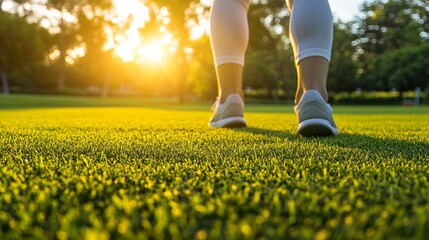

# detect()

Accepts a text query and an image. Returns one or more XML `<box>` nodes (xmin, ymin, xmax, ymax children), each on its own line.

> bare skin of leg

<box><xmin>216</xmin><ymin>57</ymin><xmax>329</xmax><ymax>104</ymax></box>
<box><xmin>288</xmin><ymin>0</ymin><xmax>330</xmax><ymax>103</ymax></box>
<box><xmin>216</xmin><ymin>57</ymin><xmax>329</xmax><ymax>105</ymax></box>
<box><xmin>295</xmin><ymin>56</ymin><xmax>329</xmax><ymax>104</ymax></box>
<box><xmin>216</xmin><ymin>63</ymin><xmax>244</xmax><ymax>103</ymax></box>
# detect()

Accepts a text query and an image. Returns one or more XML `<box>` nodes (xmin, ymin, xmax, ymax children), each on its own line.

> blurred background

<box><xmin>0</xmin><ymin>0</ymin><xmax>428</xmax><ymax>105</ymax></box>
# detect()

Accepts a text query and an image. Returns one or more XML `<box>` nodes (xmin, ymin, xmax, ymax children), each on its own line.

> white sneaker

<box><xmin>294</xmin><ymin>90</ymin><xmax>338</xmax><ymax>137</ymax></box>
<box><xmin>209</xmin><ymin>94</ymin><xmax>247</xmax><ymax>128</ymax></box>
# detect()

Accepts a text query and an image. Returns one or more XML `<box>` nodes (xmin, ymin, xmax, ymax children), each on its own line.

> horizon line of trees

<box><xmin>1</xmin><ymin>0</ymin><xmax>429</xmax><ymax>102</ymax></box>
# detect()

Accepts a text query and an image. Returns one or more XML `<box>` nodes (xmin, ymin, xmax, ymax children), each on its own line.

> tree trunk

<box><xmin>57</xmin><ymin>11</ymin><xmax>66</xmax><ymax>91</ymax></box>
<box><xmin>102</xmin><ymin>73</ymin><xmax>111</xmax><ymax>98</ymax></box>
<box><xmin>272</xmin><ymin>86</ymin><xmax>280</xmax><ymax>104</ymax></box>
<box><xmin>177</xmin><ymin>46</ymin><xmax>187</xmax><ymax>104</ymax></box>
<box><xmin>399</xmin><ymin>90</ymin><xmax>404</xmax><ymax>103</ymax></box>
<box><xmin>274</xmin><ymin>43</ymin><xmax>284</xmax><ymax>104</ymax></box>
<box><xmin>1</xmin><ymin>70</ymin><xmax>10</xmax><ymax>95</ymax></box>
<box><xmin>57</xmin><ymin>61</ymin><xmax>65</xmax><ymax>91</ymax></box>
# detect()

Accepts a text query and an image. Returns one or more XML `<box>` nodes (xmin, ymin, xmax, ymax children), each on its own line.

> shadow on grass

<box><xmin>234</xmin><ymin>127</ymin><xmax>297</xmax><ymax>140</ymax></box>
<box><xmin>236</xmin><ymin>127</ymin><xmax>429</xmax><ymax>161</ymax></box>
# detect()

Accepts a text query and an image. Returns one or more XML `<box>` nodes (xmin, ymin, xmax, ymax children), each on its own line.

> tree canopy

<box><xmin>1</xmin><ymin>0</ymin><xmax>428</xmax><ymax>100</ymax></box>
<box><xmin>0</xmin><ymin>10</ymin><xmax>51</xmax><ymax>94</ymax></box>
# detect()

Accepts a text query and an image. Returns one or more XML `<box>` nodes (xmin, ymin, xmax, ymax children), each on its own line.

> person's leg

<box><xmin>287</xmin><ymin>0</ymin><xmax>338</xmax><ymax>136</ymax></box>
<box><xmin>295</xmin><ymin>57</ymin><xmax>330</xmax><ymax>102</ymax></box>
<box><xmin>208</xmin><ymin>0</ymin><xmax>250</xmax><ymax>128</ymax></box>
<box><xmin>216</xmin><ymin>65</ymin><xmax>244</xmax><ymax>103</ymax></box>
<box><xmin>210</xmin><ymin>0</ymin><xmax>250</xmax><ymax>103</ymax></box>
<box><xmin>287</xmin><ymin>0</ymin><xmax>333</xmax><ymax>103</ymax></box>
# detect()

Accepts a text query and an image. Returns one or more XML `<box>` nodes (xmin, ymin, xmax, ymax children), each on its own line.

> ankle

<box><xmin>309</xmin><ymin>88</ymin><xmax>328</xmax><ymax>102</ymax></box>
<box><xmin>295</xmin><ymin>89</ymin><xmax>304</xmax><ymax>105</ymax></box>
<box><xmin>220</xmin><ymin>91</ymin><xmax>244</xmax><ymax>103</ymax></box>
<box><xmin>295</xmin><ymin>88</ymin><xmax>328</xmax><ymax>103</ymax></box>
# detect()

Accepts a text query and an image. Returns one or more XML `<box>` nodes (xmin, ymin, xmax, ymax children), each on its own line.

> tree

<box><xmin>377</xmin><ymin>43</ymin><xmax>429</xmax><ymax>99</ymax></box>
<box><xmin>74</xmin><ymin>2</ymin><xmax>115</xmax><ymax>96</ymax></box>
<box><xmin>45</xmin><ymin>0</ymin><xmax>112</xmax><ymax>91</ymax></box>
<box><xmin>354</xmin><ymin>0</ymin><xmax>426</xmax><ymax>90</ymax></box>
<box><xmin>328</xmin><ymin>21</ymin><xmax>358</xmax><ymax>92</ymax></box>
<box><xmin>0</xmin><ymin>11</ymin><xmax>50</xmax><ymax>94</ymax></box>
<box><xmin>358</xmin><ymin>0</ymin><xmax>423</xmax><ymax>53</ymax></box>
<box><xmin>147</xmin><ymin>0</ymin><xmax>205</xmax><ymax>102</ymax></box>
<box><xmin>244</xmin><ymin>0</ymin><xmax>296</xmax><ymax>102</ymax></box>
<box><xmin>187</xmin><ymin>34</ymin><xmax>217</xmax><ymax>100</ymax></box>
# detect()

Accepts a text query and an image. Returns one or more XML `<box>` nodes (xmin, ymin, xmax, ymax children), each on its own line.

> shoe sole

<box><xmin>298</xmin><ymin>118</ymin><xmax>339</xmax><ymax>137</ymax></box>
<box><xmin>209</xmin><ymin>117</ymin><xmax>247</xmax><ymax>128</ymax></box>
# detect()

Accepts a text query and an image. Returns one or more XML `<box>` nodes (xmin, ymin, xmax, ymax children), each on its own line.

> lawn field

<box><xmin>0</xmin><ymin>95</ymin><xmax>429</xmax><ymax>239</ymax></box>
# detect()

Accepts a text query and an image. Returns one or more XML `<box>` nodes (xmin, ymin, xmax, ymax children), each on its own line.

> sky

<box><xmin>329</xmin><ymin>0</ymin><xmax>366</xmax><ymax>21</ymax></box>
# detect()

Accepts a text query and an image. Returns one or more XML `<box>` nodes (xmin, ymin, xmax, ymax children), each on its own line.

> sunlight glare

<box><xmin>112</xmin><ymin>0</ymin><xmax>167</xmax><ymax>64</ymax></box>
<box><xmin>137</xmin><ymin>41</ymin><xmax>165</xmax><ymax>64</ymax></box>
<box><xmin>110</xmin><ymin>0</ymin><xmax>209</xmax><ymax>64</ymax></box>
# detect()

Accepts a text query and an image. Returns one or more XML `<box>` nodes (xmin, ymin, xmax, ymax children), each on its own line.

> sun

<box><xmin>136</xmin><ymin>41</ymin><xmax>166</xmax><ymax>64</ymax></box>
<box><xmin>113</xmin><ymin>38</ymin><xmax>167</xmax><ymax>64</ymax></box>
<box><xmin>110</xmin><ymin>0</ymin><xmax>169</xmax><ymax>64</ymax></box>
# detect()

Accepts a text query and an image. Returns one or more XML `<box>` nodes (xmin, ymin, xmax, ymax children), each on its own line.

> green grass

<box><xmin>0</xmin><ymin>94</ymin><xmax>428</xmax><ymax>239</ymax></box>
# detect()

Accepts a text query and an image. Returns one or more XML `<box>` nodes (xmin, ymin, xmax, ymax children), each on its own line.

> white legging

<box><xmin>210</xmin><ymin>0</ymin><xmax>333</xmax><ymax>67</ymax></box>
